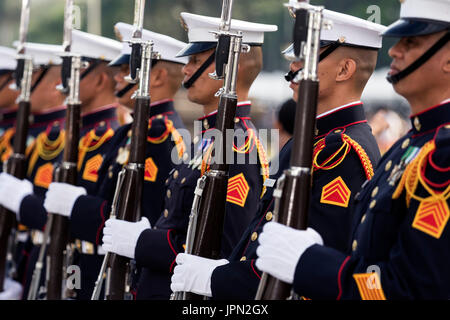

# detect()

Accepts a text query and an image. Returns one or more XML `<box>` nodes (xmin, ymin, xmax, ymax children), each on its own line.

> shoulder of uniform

<box><xmin>147</xmin><ymin>115</ymin><xmax>186</xmax><ymax>154</ymax></box>
<box><xmin>393</xmin><ymin>125</ymin><xmax>450</xmax><ymax>205</ymax></box>
<box><xmin>314</xmin><ymin>129</ymin><xmax>375</xmax><ymax>179</ymax></box>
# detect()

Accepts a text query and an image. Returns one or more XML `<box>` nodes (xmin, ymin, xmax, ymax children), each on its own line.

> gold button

<box><xmin>203</xmin><ymin>119</ymin><xmax>209</xmax><ymax>129</ymax></box>
<box><xmin>266</xmin><ymin>211</ymin><xmax>273</xmax><ymax>221</ymax></box>
<box><xmin>352</xmin><ymin>240</ymin><xmax>358</xmax><ymax>251</ymax></box>
<box><xmin>173</xmin><ymin>170</ymin><xmax>179</xmax><ymax>179</ymax></box>
<box><xmin>361</xmin><ymin>214</ymin><xmax>366</xmax><ymax>223</ymax></box>
<box><xmin>401</xmin><ymin>138</ymin><xmax>410</xmax><ymax>149</ymax></box>
<box><xmin>163</xmin><ymin>209</ymin><xmax>169</xmax><ymax>218</ymax></box>
<box><xmin>334</xmin><ymin>129</ymin><xmax>342</xmax><ymax>133</ymax></box>
<box><xmin>371</xmin><ymin>186</ymin><xmax>379</xmax><ymax>198</ymax></box>
<box><xmin>234</xmin><ymin>117</ymin><xmax>240</xmax><ymax>123</ymax></box>
<box><xmin>369</xmin><ymin>199</ymin><xmax>376</xmax><ymax>209</ymax></box>
<box><xmin>157</xmin><ymin>114</ymin><xmax>163</xmax><ymax>119</ymax></box>
<box><xmin>165</xmin><ymin>178</ymin><xmax>169</xmax><ymax>185</ymax></box>
<box><xmin>339</xmin><ymin>36</ymin><xmax>346</xmax><ymax>43</ymax></box>
<box><xmin>240</xmin><ymin>256</ymin><xmax>247</xmax><ymax>261</ymax></box>
<box><xmin>445</xmin><ymin>124</ymin><xmax>450</xmax><ymax>129</ymax></box>
<box><xmin>127</xmin><ymin>130</ymin><xmax>132</xmax><ymax>137</ymax></box>
<box><xmin>108</xmin><ymin>171</ymin><xmax>113</xmax><ymax>178</ymax></box>
<box><xmin>251</xmin><ymin>232</ymin><xmax>258</xmax><ymax>242</ymax></box>
<box><xmin>181</xmin><ymin>177</ymin><xmax>186</xmax><ymax>184</ymax></box>
<box><xmin>99</xmin><ymin>121</ymin><xmax>106</xmax><ymax>127</ymax></box>
<box><xmin>167</xmin><ymin>189</ymin><xmax>171</xmax><ymax>198</ymax></box>
<box><xmin>385</xmin><ymin>160</ymin><xmax>392</xmax><ymax>171</ymax></box>
<box><xmin>414</xmin><ymin>117</ymin><xmax>421</xmax><ymax>131</ymax></box>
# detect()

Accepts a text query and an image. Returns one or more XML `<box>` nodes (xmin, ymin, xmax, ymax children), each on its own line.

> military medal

<box><xmin>116</xmin><ymin>146</ymin><xmax>130</xmax><ymax>165</ymax></box>
<box><xmin>387</xmin><ymin>146</ymin><xmax>420</xmax><ymax>186</ymax></box>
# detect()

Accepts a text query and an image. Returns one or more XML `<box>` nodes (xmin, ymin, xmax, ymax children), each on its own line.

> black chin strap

<box><xmin>115</xmin><ymin>83</ymin><xmax>136</xmax><ymax>98</ymax></box>
<box><xmin>30</xmin><ymin>66</ymin><xmax>50</xmax><ymax>93</ymax></box>
<box><xmin>0</xmin><ymin>73</ymin><xmax>13</xmax><ymax>93</ymax></box>
<box><xmin>387</xmin><ymin>31</ymin><xmax>450</xmax><ymax>84</ymax></box>
<box><xmin>80</xmin><ymin>59</ymin><xmax>101</xmax><ymax>81</ymax></box>
<box><xmin>182</xmin><ymin>51</ymin><xmax>216</xmax><ymax>89</ymax></box>
<box><xmin>284</xmin><ymin>41</ymin><xmax>342</xmax><ymax>82</ymax></box>
<box><xmin>115</xmin><ymin>60</ymin><xmax>159</xmax><ymax>98</ymax></box>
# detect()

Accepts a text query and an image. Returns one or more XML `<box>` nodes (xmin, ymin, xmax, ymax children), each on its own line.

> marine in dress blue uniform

<box><xmin>0</xmin><ymin>43</ymin><xmax>68</xmax><ymax>293</ymax></box>
<box><xmin>256</xmin><ymin>0</ymin><xmax>450</xmax><ymax>300</ymax></box>
<box><xmin>4</xmin><ymin>32</ymin><xmax>123</xmax><ymax>299</ymax></box>
<box><xmin>44</xmin><ymin>24</ymin><xmax>188</xmax><ymax>299</ymax></box>
<box><xmin>103</xmin><ymin>13</ymin><xmax>278</xmax><ymax>300</ymax></box>
<box><xmin>211</xmin><ymin>103</ymin><xmax>381</xmax><ymax>299</ymax></box>
<box><xmin>170</xmin><ymin>9</ymin><xmax>385</xmax><ymax>299</ymax></box>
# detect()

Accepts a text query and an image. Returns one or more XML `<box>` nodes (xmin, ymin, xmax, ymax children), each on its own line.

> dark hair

<box><xmin>277</xmin><ymin>98</ymin><xmax>296</xmax><ymax>135</ymax></box>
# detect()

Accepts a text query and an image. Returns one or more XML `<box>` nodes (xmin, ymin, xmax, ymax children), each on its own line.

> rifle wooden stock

<box><xmin>183</xmin><ymin>95</ymin><xmax>237</xmax><ymax>300</ymax></box>
<box><xmin>0</xmin><ymin>100</ymin><xmax>30</xmax><ymax>291</ymax></box>
<box><xmin>256</xmin><ymin>79</ymin><xmax>319</xmax><ymax>300</ymax></box>
<box><xmin>46</xmin><ymin>102</ymin><xmax>80</xmax><ymax>300</ymax></box>
<box><xmin>105</xmin><ymin>97</ymin><xmax>149</xmax><ymax>300</ymax></box>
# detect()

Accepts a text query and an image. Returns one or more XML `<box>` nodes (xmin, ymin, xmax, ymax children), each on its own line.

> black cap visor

<box><xmin>108</xmin><ymin>54</ymin><xmax>130</xmax><ymax>67</ymax></box>
<box><xmin>383</xmin><ymin>18</ymin><xmax>450</xmax><ymax>37</ymax></box>
<box><xmin>175</xmin><ymin>42</ymin><xmax>217</xmax><ymax>57</ymax></box>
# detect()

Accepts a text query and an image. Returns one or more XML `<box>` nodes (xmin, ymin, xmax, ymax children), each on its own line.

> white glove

<box><xmin>255</xmin><ymin>222</ymin><xmax>323</xmax><ymax>284</ymax></box>
<box><xmin>102</xmin><ymin>217</ymin><xmax>151</xmax><ymax>259</ymax></box>
<box><xmin>0</xmin><ymin>172</ymin><xmax>33</xmax><ymax>217</ymax></box>
<box><xmin>43</xmin><ymin>182</ymin><xmax>87</xmax><ymax>217</ymax></box>
<box><xmin>170</xmin><ymin>253</ymin><xmax>228</xmax><ymax>297</ymax></box>
<box><xmin>0</xmin><ymin>277</ymin><xmax>23</xmax><ymax>300</ymax></box>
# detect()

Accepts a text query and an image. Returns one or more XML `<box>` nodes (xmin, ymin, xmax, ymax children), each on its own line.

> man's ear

<box><xmin>150</xmin><ymin>67</ymin><xmax>167</xmax><ymax>88</ymax></box>
<box><xmin>443</xmin><ymin>50</ymin><xmax>450</xmax><ymax>73</ymax></box>
<box><xmin>336</xmin><ymin>58</ymin><xmax>356</xmax><ymax>82</ymax></box>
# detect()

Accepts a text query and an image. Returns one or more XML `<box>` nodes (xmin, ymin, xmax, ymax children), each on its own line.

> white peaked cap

<box><xmin>283</xmin><ymin>8</ymin><xmax>387</xmax><ymax>60</ymax></box>
<box><xmin>180</xmin><ymin>12</ymin><xmax>278</xmax><ymax>43</ymax></box>
<box><xmin>320</xmin><ymin>9</ymin><xmax>387</xmax><ymax>48</ymax></box>
<box><xmin>112</xmin><ymin>22</ymin><xmax>188</xmax><ymax>65</ymax></box>
<box><xmin>0</xmin><ymin>46</ymin><xmax>17</xmax><ymax>71</ymax></box>
<box><xmin>176</xmin><ymin>12</ymin><xmax>277</xmax><ymax>57</ymax></box>
<box><xmin>383</xmin><ymin>0</ymin><xmax>449</xmax><ymax>37</ymax></box>
<box><xmin>12</xmin><ymin>41</ymin><xmax>63</xmax><ymax>66</ymax></box>
<box><xmin>400</xmin><ymin>0</ymin><xmax>449</xmax><ymax>24</ymax></box>
<box><xmin>71</xmin><ymin>29</ymin><xmax>122</xmax><ymax>61</ymax></box>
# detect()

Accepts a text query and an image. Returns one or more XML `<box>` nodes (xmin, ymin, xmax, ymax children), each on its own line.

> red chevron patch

<box><xmin>412</xmin><ymin>198</ymin><xmax>449</xmax><ymax>239</ymax></box>
<box><xmin>82</xmin><ymin>154</ymin><xmax>103</xmax><ymax>183</ymax></box>
<box><xmin>226</xmin><ymin>173</ymin><xmax>250</xmax><ymax>207</ymax></box>
<box><xmin>320</xmin><ymin>176</ymin><xmax>351</xmax><ymax>208</ymax></box>
<box><xmin>144</xmin><ymin>157</ymin><xmax>158</xmax><ymax>182</ymax></box>
<box><xmin>34</xmin><ymin>163</ymin><xmax>54</xmax><ymax>189</ymax></box>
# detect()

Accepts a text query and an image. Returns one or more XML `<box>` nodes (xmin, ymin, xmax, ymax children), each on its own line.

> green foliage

<box><xmin>0</xmin><ymin>0</ymin><xmax>402</xmax><ymax>70</ymax></box>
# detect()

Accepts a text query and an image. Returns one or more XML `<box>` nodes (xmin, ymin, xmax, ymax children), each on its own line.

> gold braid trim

<box><xmin>78</xmin><ymin>128</ymin><xmax>114</xmax><ymax>170</ymax></box>
<box><xmin>147</xmin><ymin>116</ymin><xmax>171</xmax><ymax>144</ymax></box>
<box><xmin>255</xmin><ymin>136</ymin><xmax>270</xmax><ymax>198</ymax></box>
<box><xmin>166</xmin><ymin>119</ymin><xmax>186</xmax><ymax>159</ymax></box>
<box><xmin>27</xmin><ymin>130</ymin><xmax>65</xmax><ymax>176</ymax></box>
<box><xmin>0</xmin><ymin>128</ymin><xmax>15</xmax><ymax>162</ymax></box>
<box><xmin>403</xmin><ymin>141</ymin><xmax>449</xmax><ymax>205</ymax></box>
<box><xmin>313</xmin><ymin>135</ymin><xmax>351</xmax><ymax>172</ymax></box>
<box><xmin>342</xmin><ymin>134</ymin><xmax>375</xmax><ymax>180</ymax></box>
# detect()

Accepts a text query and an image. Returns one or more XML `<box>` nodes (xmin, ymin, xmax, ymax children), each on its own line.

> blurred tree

<box><xmin>0</xmin><ymin>0</ymin><xmax>401</xmax><ymax>70</ymax></box>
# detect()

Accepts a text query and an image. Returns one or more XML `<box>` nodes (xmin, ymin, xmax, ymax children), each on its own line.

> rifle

<box><xmin>171</xmin><ymin>0</ymin><xmax>249</xmax><ymax>301</ymax></box>
<box><xmin>27</xmin><ymin>0</ymin><xmax>82</xmax><ymax>300</ymax></box>
<box><xmin>0</xmin><ymin>0</ymin><xmax>32</xmax><ymax>292</ymax></box>
<box><xmin>91</xmin><ymin>0</ymin><xmax>158</xmax><ymax>300</ymax></box>
<box><xmin>254</xmin><ymin>0</ymin><xmax>326</xmax><ymax>300</ymax></box>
